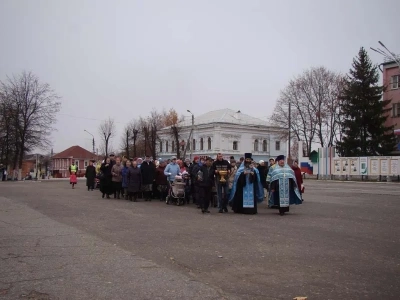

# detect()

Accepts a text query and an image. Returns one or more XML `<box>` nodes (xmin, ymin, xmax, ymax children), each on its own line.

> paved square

<box><xmin>0</xmin><ymin>179</ymin><xmax>399</xmax><ymax>299</ymax></box>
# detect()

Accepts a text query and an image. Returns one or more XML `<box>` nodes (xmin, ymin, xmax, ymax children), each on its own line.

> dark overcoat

<box><xmin>127</xmin><ymin>167</ymin><xmax>142</xmax><ymax>193</ymax></box>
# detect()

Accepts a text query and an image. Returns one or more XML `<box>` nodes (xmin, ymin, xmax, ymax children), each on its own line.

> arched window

<box><xmin>233</xmin><ymin>141</ymin><xmax>238</xmax><ymax>150</ymax></box>
<box><xmin>159</xmin><ymin>141</ymin><xmax>163</xmax><ymax>153</ymax></box>
<box><xmin>208</xmin><ymin>137</ymin><xmax>212</xmax><ymax>150</ymax></box>
<box><xmin>254</xmin><ymin>139</ymin><xmax>259</xmax><ymax>152</ymax></box>
<box><xmin>166</xmin><ymin>141</ymin><xmax>169</xmax><ymax>152</ymax></box>
<box><xmin>200</xmin><ymin>138</ymin><xmax>204</xmax><ymax>150</ymax></box>
<box><xmin>192</xmin><ymin>139</ymin><xmax>196</xmax><ymax>150</ymax></box>
<box><xmin>172</xmin><ymin>141</ymin><xmax>175</xmax><ymax>152</ymax></box>
<box><xmin>262</xmin><ymin>140</ymin><xmax>267</xmax><ymax>152</ymax></box>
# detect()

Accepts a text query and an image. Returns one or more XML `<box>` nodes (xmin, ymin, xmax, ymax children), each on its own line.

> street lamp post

<box><xmin>84</xmin><ymin>130</ymin><xmax>95</xmax><ymax>154</ymax></box>
<box><xmin>187</xmin><ymin>110</ymin><xmax>194</xmax><ymax>160</ymax></box>
<box><xmin>371</xmin><ymin>41</ymin><xmax>400</xmax><ymax>70</ymax></box>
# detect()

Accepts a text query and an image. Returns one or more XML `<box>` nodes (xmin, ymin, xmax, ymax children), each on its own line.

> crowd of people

<box><xmin>75</xmin><ymin>152</ymin><xmax>303</xmax><ymax>215</ymax></box>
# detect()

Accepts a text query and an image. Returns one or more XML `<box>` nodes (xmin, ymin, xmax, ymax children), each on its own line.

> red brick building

<box><xmin>382</xmin><ymin>57</ymin><xmax>400</xmax><ymax>153</ymax></box>
<box><xmin>52</xmin><ymin>145</ymin><xmax>100</xmax><ymax>178</ymax></box>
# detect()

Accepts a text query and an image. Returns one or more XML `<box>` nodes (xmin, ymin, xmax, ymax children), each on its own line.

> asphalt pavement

<box><xmin>0</xmin><ymin>179</ymin><xmax>399</xmax><ymax>300</ymax></box>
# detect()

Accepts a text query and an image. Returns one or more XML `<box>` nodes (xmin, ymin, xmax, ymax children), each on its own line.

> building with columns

<box><xmin>157</xmin><ymin>108</ymin><xmax>287</xmax><ymax>162</ymax></box>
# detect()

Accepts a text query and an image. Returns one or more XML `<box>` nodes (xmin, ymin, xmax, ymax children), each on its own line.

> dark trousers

<box><xmin>123</xmin><ymin>187</ymin><xmax>128</xmax><ymax>199</ymax></box>
<box><xmin>113</xmin><ymin>181</ymin><xmax>122</xmax><ymax>198</ymax></box>
<box><xmin>158</xmin><ymin>184</ymin><xmax>168</xmax><ymax>201</ymax></box>
<box><xmin>216</xmin><ymin>183</ymin><xmax>228</xmax><ymax>209</ymax></box>
<box><xmin>193</xmin><ymin>185</ymin><xmax>200</xmax><ymax>206</ymax></box>
<box><xmin>128</xmin><ymin>192</ymin><xmax>139</xmax><ymax>201</ymax></box>
<box><xmin>198</xmin><ymin>186</ymin><xmax>212</xmax><ymax>211</ymax></box>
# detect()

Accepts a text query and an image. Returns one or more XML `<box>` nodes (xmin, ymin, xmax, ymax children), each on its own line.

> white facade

<box><xmin>157</xmin><ymin>109</ymin><xmax>287</xmax><ymax>161</ymax></box>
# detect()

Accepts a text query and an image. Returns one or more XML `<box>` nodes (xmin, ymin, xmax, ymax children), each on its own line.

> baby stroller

<box><xmin>166</xmin><ymin>175</ymin><xmax>186</xmax><ymax>206</ymax></box>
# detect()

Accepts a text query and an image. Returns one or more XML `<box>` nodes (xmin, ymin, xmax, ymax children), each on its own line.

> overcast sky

<box><xmin>1</xmin><ymin>0</ymin><xmax>399</xmax><ymax>153</ymax></box>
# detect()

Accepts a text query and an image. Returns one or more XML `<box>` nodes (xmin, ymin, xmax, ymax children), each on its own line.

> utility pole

<box><xmin>183</xmin><ymin>110</ymin><xmax>194</xmax><ymax>160</ymax></box>
<box><xmin>84</xmin><ymin>130</ymin><xmax>95</xmax><ymax>154</ymax></box>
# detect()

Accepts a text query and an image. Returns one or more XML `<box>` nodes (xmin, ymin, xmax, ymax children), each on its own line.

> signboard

<box><xmin>380</xmin><ymin>159</ymin><xmax>389</xmax><ymax>175</ymax></box>
<box><xmin>349</xmin><ymin>158</ymin><xmax>359</xmax><ymax>175</ymax></box>
<box><xmin>370</xmin><ymin>159</ymin><xmax>379</xmax><ymax>175</ymax></box>
<box><xmin>333</xmin><ymin>158</ymin><xmax>341</xmax><ymax>175</ymax></box>
<box><xmin>328</xmin><ymin>156</ymin><xmax>399</xmax><ymax>177</ymax></box>
<box><xmin>359</xmin><ymin>157</ymin><xmax>368</xmax><ymax>175</ymax></box>
<box><xmin>390</xmin><ymin>158</ymin><xmax>399</xmax><ymax>176</ymax></box>
<box><xmin>341</xmin><ymin>158</ymin><xmax>350</xmax><ymax>174</ymax></box>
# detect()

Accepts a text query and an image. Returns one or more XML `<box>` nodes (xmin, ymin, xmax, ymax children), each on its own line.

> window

<box><xmin>181</xmin><ymin>140</ymin><xmax>185</xmax><ymax>151</ymax></box>
<box><xmin>275</xmin><ymin>141</ymin><xmax>281</xmax><ymax>151</ymax></box>
<box><xmin>75</xmin><ymin>160</ymin><xmax>79</xmax><ymax>168</ymax></box>
<box><xmin>192</xmin><ymin>139</ymin><xmax>196</xmax><ymax>151</ymax></box>
<box><xmin>262</xmin><ymin>140</ymin><xmax>268</xmax><ymax>152</ymax></box>
<box><xmin>159</xmin><ymin>141</ymin><xmax>163</xmax><ymax>153</ymax></box>
<box><xmin>254</xmin><ymin>139</ymin><xmax>259</xmax><ymax>152</ymax></box>
<box><xmin>207</xmin><ymin>137</ymin><xmax>212</xmax><ymax>150</ymax></box>
<box><xmin>393</xmin><ymin>103</ymin><xmax>400</xmax><ymax>117</ymax></box>
<box><xmin>200</xmin><ymin>138</ymin><xmax>204</xmax><ymax>150</ymax></box>
<box><xmin>172</xmin><ymin>141</ymin><xmax>175</xmax><ymax>152</ymax></box>
<box><xmin>187</xmin><ymin>141</ymin><xmax>191</xmax><ymax>151</ymax></box>
<box><xmin>391</xmin><ymin>75</ymin><xmax>399</xmax><ymax>89</ymax></box>
<box><xmin>233</xmin><ymin>141</ymin><xmax>238</xmax><ymax>150</ymax></box>
<box><xmin>84</xmin><ymin>161</ymin><xmax>88</xmax><ymax>168</ymax></box>
<box><xmin>166</xmin><ymin>141</ymin><xmax>169</xmax><ymax>153</ymax></box>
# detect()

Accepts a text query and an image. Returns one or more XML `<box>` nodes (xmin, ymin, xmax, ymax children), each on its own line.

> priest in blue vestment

<box><xmin>228</xmin><ymin>153</ymin><xmax>264</xmax><ymax>214</ymax></box>
<box><xmin>268</xmin><ymin>155</ymin><xmax>302</xmax><ymax>216</ymax></box>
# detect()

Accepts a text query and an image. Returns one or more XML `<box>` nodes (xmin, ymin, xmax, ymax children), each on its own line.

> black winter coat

<box><xmin>198</xmin><ymin>165</ymin><xmax>215</xmax><ymax>187</ymax></box>
<box><xmin>140</xmin><ymin>161</ymin><xmax>156</xmax><ymax>185</ymax></box>
<box><xmin>85</xmin><ymin>165</ymin><xmax>96</xmax><ymax>186</ymax></box>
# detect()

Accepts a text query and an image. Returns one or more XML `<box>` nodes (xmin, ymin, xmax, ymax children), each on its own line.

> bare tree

<box><xmin>271</xmin><ymin>67</ymin><xmax>343</xmax><ymax>155</ymax></box>
<box><xmin>0</xmin><ymin>72</ymin><xmax>61</xmax><ymax>174</ymax></box>
<box><xmin>162</xmin><ymin>108</ymin><xmax>184</xmax><ymax>159</ymax></box>
<box><xmin>139</xmin><ymin>116</ymin><xmax>150</xmax><ymax>157</ymax></box>
<box><xmin>131</xmin><ymin>119</ymin><xmax>140</xmax><ymax>158</ymax></box>
<box><xmin>98</xmin><ymin>118</ymin><xmax>116</xmax><ymax>157</ymax></box>
<box><xmin>119</xmin><ymin>124</ymin><xmax>131</xmax><ymax>158</ymax></box>
<box><xmin>147</xmin><ymin>109</ymin><xmax>164</xmax><ymax>159</ymax></box>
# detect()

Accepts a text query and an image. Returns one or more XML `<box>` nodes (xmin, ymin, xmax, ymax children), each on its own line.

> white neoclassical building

<box><xmin>157</xmin><ymin>108</ymin><xmax>287</xmax><ymax>162</ymax></box>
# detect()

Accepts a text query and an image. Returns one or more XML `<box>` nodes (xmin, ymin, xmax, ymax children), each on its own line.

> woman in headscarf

<box><xmin>100</xmin><ymin>157</ymin><xmax>113</xmax><ymax>199</ymax></box>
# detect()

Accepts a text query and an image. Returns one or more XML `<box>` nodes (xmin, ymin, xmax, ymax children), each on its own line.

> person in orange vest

<box><xmin>69</xmin><ymin>162</ymin><xmax>78</xmax><ymax>189</ymax></box>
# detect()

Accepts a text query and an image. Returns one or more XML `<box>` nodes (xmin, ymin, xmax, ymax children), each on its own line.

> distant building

<box><xmin>157</xmin><ymin>108</ymin><xmax>287</xmax><ymax>162</ymax></box>
<box><xmin>382</xmin><ymin>55</ymin><xmax>400</xmax><ymax>152</ymax></box>
<box><xmin>51</xmin><ymin>145</ymin><xmax>100</xmax><ymax>178</ymax></box>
